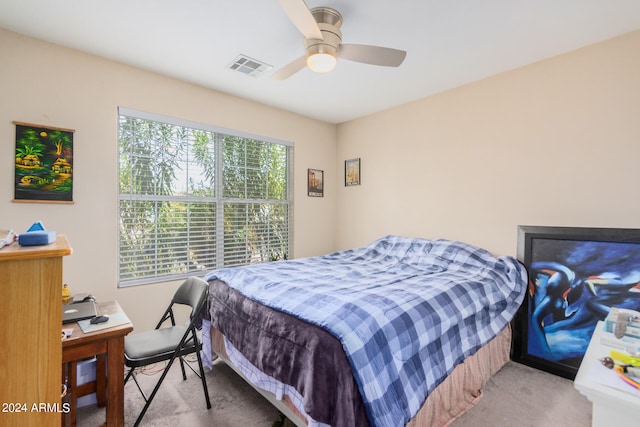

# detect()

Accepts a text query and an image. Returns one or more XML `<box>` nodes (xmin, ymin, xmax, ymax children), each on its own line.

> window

<box><xmin>118</xmin><ymin>108</ymin><xmax>292</xmax><ymax>286</ymax></box>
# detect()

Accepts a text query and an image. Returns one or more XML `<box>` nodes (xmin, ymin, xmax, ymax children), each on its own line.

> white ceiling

<box><xmin>1</xmin><ymin>0</ymin><xmax>640</xmax><ymax>124</ymax></box>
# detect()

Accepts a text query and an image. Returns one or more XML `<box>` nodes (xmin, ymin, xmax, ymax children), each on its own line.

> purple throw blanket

<box><xmin>208</xmin><ymin>278</ymin><xmax>370</xmax><ymax>426</ymax></box>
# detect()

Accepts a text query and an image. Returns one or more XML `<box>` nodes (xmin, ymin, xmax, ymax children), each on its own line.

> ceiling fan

<box><xmin>272</xmin><ymin>0</ymin><xmax>407</xmax><ymax>80</ymax></box>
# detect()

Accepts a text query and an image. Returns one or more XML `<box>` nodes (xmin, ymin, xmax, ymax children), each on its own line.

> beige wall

<box><xmin>3</xmin><ymin>27</ymin><xmax>640</xmax><ymax>330</ymax></box>
<box><xmin>0</xmin><ymin>29</ymin><xmax>337</xmax><ymax>330</ymax></box>
<box><xmin>336</xmin><ymin>30</ymin><xmax>640</xmax><ymax>256</ymax></box>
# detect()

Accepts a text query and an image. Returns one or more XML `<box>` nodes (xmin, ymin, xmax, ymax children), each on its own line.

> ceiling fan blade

<box><xmin>271</xmin><ymin>56</ymin><xmax>307</xmax><ymax>80</ymax></box>
<box><xmin>338</xmin><ymin>44</ymin><xmax>407</xmax><ymax>67</ymax></box>
<box><xmin>277</xmin><ymin>0</ymin><xmax>323</xmax><ymax>40</ymax></box>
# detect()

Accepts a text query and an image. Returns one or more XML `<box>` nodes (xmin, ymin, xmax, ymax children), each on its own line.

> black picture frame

<box><xmin>512</xmin><ymin>225</ymin><xmax>640</xmax><ymax>379</ymax></box>
<box><xmin>307</xmin><ymin>168</ymin><xmax>324</xmax><ymax>197</ymax></box>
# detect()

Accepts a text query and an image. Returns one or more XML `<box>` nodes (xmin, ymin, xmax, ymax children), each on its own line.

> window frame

<box><xmin>117</xmin><ymin>107</ymin><xmax>293</xmax><ymax>287</ymax></box>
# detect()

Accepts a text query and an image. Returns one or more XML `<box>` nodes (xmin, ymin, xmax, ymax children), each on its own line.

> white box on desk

<box><xmin>76</xmin><ymin>357</ymin><xmax>97</xmax><ymax>408</ymax></box>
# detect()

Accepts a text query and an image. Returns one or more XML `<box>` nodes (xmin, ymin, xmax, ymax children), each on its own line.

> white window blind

<box><xmin>118</xmin><ymin>108</ymin><xmax>292</xmax><ymax>286</ymax></box>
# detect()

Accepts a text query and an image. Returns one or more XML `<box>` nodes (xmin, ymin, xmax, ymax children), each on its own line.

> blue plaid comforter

<box><xmin>204</xmin><ymin>235</ymin><xmax>527</xmax><ymax>427</ymax></box>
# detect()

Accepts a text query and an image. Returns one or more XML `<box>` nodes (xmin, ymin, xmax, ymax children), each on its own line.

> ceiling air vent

<box><xmin>227</xmin><ymin>55</ymin><xmax>272</xmax><ymax>77</ymax></box>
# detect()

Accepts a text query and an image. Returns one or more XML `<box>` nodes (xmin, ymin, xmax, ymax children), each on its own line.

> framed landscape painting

<box><xmin>13</xmin><ymin>121</ymin><xmax>74</xmax><ymax>203</ymax></box>
<box><xmin>512</xmin><ymin>225</ymin><xmax>640</xmax><ymax>379</ymax></box>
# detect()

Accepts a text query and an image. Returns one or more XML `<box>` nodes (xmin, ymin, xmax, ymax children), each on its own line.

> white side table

<box><xmin>574</xmin><ymin>321</ymin><xmax>640</xmax><ymax>427</ymax></box>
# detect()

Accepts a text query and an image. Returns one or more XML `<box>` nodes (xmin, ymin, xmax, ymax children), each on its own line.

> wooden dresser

<box><xmin>0</xmin><ymin>234</ymin><xmax>72</xmax><ymax>427</ymax></box>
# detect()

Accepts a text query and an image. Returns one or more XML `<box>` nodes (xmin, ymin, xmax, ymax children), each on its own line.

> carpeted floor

<box><xmin>77</xmin><ymin>357</ymin><xmax>280</xmax><ymax>427</ymax></box>
<box><xmin>448</xmin><ymin>361</ymin><xmax>592</xmax><ymax>427</ymax></box>
<box><xmin>76</xmin><ymin>358</ymin><xmax>592</xmax><ymax>427</ymax></box>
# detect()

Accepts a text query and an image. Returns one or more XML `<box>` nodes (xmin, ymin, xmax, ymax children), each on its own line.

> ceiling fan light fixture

<box><xmin>305</xmin><ymin>42</ymin><xmax>338</xmax><ymax>73</ymax></box>
<box><xmin>307</xmin><ymin>52</ymin><xmax>336</xmax><ymax>73</ymax></box>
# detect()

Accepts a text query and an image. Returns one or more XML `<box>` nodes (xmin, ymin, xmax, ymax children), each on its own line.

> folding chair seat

<box><xmin>124</xmin><ymin>276</ymin><xmax>211</xmax><ymax>426</ymax></box>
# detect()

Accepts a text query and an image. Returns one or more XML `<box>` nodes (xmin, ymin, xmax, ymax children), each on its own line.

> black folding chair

<box><xmin>124</xmin><ymin>276</ymin><xmax>211</xmax><ymax>426</ymax></box>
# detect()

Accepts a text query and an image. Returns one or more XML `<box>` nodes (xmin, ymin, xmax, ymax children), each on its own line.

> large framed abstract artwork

<box><xmin>13</xmin><ymin>121</ymin><xmax>74</xmax><ymax>203</ymax></box>
<box><xmin>512</xmin><ymin>225</ymin><xmax>640</xmax><ymax>379</ymax></box>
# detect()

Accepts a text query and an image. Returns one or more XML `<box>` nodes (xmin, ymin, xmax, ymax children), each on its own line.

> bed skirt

<box><xmin>208</xmin><ymin>323</ymin><xmax>511</xmax><ymax>427</ymax></box>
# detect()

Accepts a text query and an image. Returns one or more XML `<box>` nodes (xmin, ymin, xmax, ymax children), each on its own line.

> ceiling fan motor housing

<box><xmin>304</xmin><ymin>7</ymin><xmax>343</xmax><ymax>60</ymax></box>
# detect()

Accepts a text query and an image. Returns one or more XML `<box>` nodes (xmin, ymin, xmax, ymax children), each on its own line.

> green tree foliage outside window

<box><xmin>118</xmin><ymin>112</ymin><xmax>291</xmax><ymax>286</ymax></box>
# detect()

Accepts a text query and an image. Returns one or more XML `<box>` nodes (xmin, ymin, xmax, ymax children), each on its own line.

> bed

<box><xmin>201</xmin><ymin>235</ymin><xmax>527</xmax><ymax>427</ymax></box>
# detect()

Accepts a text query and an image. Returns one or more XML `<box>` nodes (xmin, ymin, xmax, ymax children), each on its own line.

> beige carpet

<box><xmin>77</xmin><ymin>357</ymin><xmax>280</xmax><ymax>427</ymax></box>
<box><xmin>449</xmin><ymin>361</ymin><xmax>592</xmax><ymax>427</ymax></box>
<box><xmin>76</xmin><ymin>359</ymin><xmax>592</xmax><ymax>427</ymax></box>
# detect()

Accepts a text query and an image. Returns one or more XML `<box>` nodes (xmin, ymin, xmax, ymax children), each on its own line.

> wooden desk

<box><xmin>62</xmin><ymin>301</ymin><xmax>133</xmax><ymax>427</ymax></box>
<box><xmin>574</xmin><ymin>321</ymin><xmax>640</xmax><ymax>427</ymax></box>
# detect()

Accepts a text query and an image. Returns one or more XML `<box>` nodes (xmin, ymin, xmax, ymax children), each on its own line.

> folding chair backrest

<box><xmin>172</xmin><ymin>276</ymin><xmax>208</xmax><ymax>316</ymax></box>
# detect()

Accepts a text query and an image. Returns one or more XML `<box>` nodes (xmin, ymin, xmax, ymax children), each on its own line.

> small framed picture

<box><xmin>345</xmin><ymin>158</ymin><xmax>360</xmax><ymax>186</ymax></box>
<box><xmin>307</xmin><ymin>168</ymin><xmax>324</xmax><ymax>197</ymax></box>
